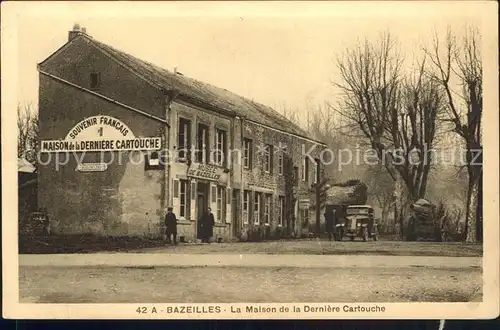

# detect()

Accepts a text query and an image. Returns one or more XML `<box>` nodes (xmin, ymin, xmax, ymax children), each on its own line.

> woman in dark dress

<box><xmin>201</xmin><ymin>207</ymin><xmax>215</xmax><ymax>243</ymax></box>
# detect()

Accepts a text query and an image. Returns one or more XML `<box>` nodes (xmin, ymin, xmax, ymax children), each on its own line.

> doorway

<box><xmin>196</xmin><ymin>182</ymin><xmax>209</xmax><ymax>239</ymax></box>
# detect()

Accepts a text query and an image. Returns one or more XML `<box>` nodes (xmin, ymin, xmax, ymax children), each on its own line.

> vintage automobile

<box><xmin>339</xmin><ymin>205</ymin><xmax>378</xmax><ymax>241</ymax></box>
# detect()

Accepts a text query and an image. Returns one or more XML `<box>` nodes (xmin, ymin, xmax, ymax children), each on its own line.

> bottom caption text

<box><xmin>135</xmin><ymin>304</ymin><xmax>387</xmax><ymax>316</ymax></box>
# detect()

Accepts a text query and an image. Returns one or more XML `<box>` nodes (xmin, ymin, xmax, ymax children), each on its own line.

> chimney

<box><xmin>68</xmin><ymin>23</ymin><xmax>90</xmax><ymax>41</ymax></box>
<box><xmin>173</xmin><ymin>66</ymin><xmax>178</xmax><ymax>74</ymax></box>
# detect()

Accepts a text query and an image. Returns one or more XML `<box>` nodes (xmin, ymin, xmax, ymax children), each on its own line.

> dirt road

<box><xmin>19</xmin><ymin>264</ymin><xmax>481</xmax><ymax>303</ymax></box>
<box><xmin>18</xmin><ymin>241</ymin><xmax>482</xmax><ymax>303</ymax></box>
<box><xmin>19</xmin><ymin>253</ymin><xmax>481</xmax><ymax>269</ymax></box>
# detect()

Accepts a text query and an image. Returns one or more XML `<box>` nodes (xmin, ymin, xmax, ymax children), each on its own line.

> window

<box><xmin>90</xmin><ymin>72</ymin><xmax>101</xmax><ymax>90</ymax></box>
<box><xmin>263</xmin><ymin>144</ymin><xmax>273</xmax><ymax>173</ymax></box>
<box><xmin>254</xmin><ymin>192</ymin><xmax>261</xmax><ymax>224</ymax></box>
<box><xmin>243</xmin><ymin>138</ymin><xmax>253</xmax><ymax>168</ymax></box>
<box><xmin>179</xmin><ymin>180</ymin><xmax>188</xmax><ymax>218</ymax></box>
<box><xmin>264</xmin><ymin>194</ymin><xmax>272</xmax><ymax>225</ymax></box>
<box><xmin>178</xmin><ymin>118</ymin><xmax>191</xmax><ymax>161</ymax></box>
<box><xmin>196</xmin><ymin>123</ymin><xmax>209</xmax><ymax>163</ymax></box>
<box><xmin>243</xmin><ymin>190</ymin><xmax>250</xmax><ymax>224</ymax></box>
<box><xmin>278</xmin><ymin>145</ymin><xmax>287</xmax><ymax>175</ymax></box>
<box><xmin>173</xmin><ymin>179</ymin><xmax>188</xmax><ymax>219</ymax></box>
<box><xmin>216</xmin><ymin>186</ymin><xmax>225</xmax><ymax>222</ymax></box>
<box><xmin>301</xmin><ymin>157</ymin><xmax>309</xmax><ymax>182</ymax></box>
<box><xmin>215</xmin><ymin>129</ymin><xmax>227</xmax><ymax>166</ymax></box>
<box><xmin>278</xmin><ymin>196</ymin><xmax>285</xmax><ymax>226</ymax></box>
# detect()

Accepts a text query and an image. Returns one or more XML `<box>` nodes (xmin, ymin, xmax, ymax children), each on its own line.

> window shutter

<box><xmin>247</xmin><ymin>191</ymin><xmax>253</xmax><ymax>224</ymax></box>
<box><xmin>211</xmin><ymin>185</ymin><xmax>217</xmax><ymax>203</ymax></box>
<box><xmin>191</xmin><ymin>181</ymin><xmax>196</xmax><ymax>200</ymax></box>
<box><xmin>210</xmin><ymin>184</ymin><xmax>217</xmax><ymax>217</ymax></box>
<box><xmin>172</xmin><ymin>178</ymin><xmax>180</xmax><ymax>215</ymax></box>
<box><xmin>173</xmin><ymin>179</ymin><xmax>179</xmax><ymax>198</ymax></box>
<box><xmin>225</xmin><ymin>188</ymin><xmax>231</xmax><ymax>223</ymax></box>
<box><xmin>190</xmin><ymin>181</ymin><xmax>196</xmax><ymax>221</ymax></box>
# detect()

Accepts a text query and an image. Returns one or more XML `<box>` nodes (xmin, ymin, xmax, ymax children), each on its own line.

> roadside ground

<box><xmin>129</xmin><ymin>240</ymin><xmax>482</xmax><ymax>257</ymax></box>
<box><xmin>20</xmin><ymin>236</ymin><xmax>483</xmax><ymax>257</ymax></box>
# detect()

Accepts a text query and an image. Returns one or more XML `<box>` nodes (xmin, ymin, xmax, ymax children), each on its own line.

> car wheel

<box><xmin>349</xmin><ymin>236</ymin><xmax>354</xmax><ymax>241</ymax></box>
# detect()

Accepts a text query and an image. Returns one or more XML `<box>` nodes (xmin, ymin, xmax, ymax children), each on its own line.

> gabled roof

<box><xmin>43</xmin><ymin>32</ymin><xmax>325</xmax><ymax>144</ymax></box>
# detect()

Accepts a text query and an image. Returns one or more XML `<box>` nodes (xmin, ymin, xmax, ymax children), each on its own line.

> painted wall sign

<box><xmin>41</xmin><ymin>115</ymin><xmax>162</xmax><ymax>152</ymax></box>
<box><xmin>76</xmin><ymin>163</ymin><xmax>108</xmax><ymax>172</ymax></box>
<box><xmin>187</xmin><ymin>163</ymin><xmax>227</xmax><ymax>182</ymax></box>
<box><xmin>247</xmin><ymin>178</ymin><xmax>277</xmax><ymax>192</ymax></box>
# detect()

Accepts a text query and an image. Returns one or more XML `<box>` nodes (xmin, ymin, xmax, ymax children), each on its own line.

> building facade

<box><xmin>37</xmin><ymin>26</ymin><xmax>326</xmax><ymax>241</ymax></box>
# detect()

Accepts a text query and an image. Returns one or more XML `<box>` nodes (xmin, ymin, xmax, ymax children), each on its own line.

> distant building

<box><xmin>18</xmin><ymin>158</ymin><xmax>37</xmax><ymax>230</ymax></box>
<box><xmin>37</xmin><ymin>25</ymin><xmax>327</xmax><ymax>240</ymax></box>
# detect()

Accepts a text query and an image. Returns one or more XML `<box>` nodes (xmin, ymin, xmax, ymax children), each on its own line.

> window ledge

<box><xmin>264</xmin><ymin>223</ymin><xmax>270</xmax><ymax>227</ymax></box>
<box><xmin>214</xmin><ymin>222</ymin><xmax>227</xmax><ymax>227</ymax></box>
<box><xmin>177</xmin><ymin>220</ymin><xmax>191</xmax><ymax>225</ymax></box>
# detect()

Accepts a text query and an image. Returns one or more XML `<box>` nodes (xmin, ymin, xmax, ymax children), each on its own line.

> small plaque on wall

<box><xmin>76</xmin><ymin>163</ymin><xmax>108</xmax><ymax>172</ymax></box>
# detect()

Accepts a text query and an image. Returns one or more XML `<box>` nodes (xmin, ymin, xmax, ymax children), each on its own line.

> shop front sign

<box><xmin>41</xmin><ymin>115</ymin><xmax>162</xmax><ymax>152</ymax></box>
<box><xmin>187</xmin><ymin>163</ymin><xmax>228</xmax><ymax>183</ymax></box>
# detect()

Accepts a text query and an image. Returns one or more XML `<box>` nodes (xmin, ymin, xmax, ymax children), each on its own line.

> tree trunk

<box><xmin>381</xmin><ymin>208</ymin><xmax>389</xmax><ymax>233</ymax></box>
<box><xmin>476</xmin><ymin>171</ymin><xmax>483</xmax><ymax>242</ymax></box>
<box><xmin>394</xmin><ymin>174</ymin><xmax>405</xmax><ymax>239</ymax></box>
<box><xmin>466</xmin><ymin>178</ymin><xmax>479</xmax><ymax>243</ymax></box>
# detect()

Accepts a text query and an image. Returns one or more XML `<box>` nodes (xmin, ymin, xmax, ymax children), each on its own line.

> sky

<box><xmin>11</xmin><ymin>1</ymin><xmax>488</xmax><ymax>122</ymax></box>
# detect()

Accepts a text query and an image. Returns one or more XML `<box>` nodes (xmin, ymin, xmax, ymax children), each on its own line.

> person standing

<box><xmin>325</xmin><ymin>209</ymin><xmax>335</xmax><ymax>241</ymax></box>
<box><xmin>164</xmin><ymin>207</ymin><xmax>178</xmax><ymax>245</ymax></box>
<box><xmin>201</xmin><ymin>207</ymin><xmax>215</xmax><ymax>243</ymax></box>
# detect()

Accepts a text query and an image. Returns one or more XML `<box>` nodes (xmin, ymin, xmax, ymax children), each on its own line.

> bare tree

<box><xmin>17</xmin><ymin>103</ymin><xmax>39</xmax><ymax>164</ymax></box>
<box><xmin>363</xmin><ymin>164</ymin><xmax>396</xmax><ymax>231</ymax></box>
<box><xmin>333</xmin><ymin>32</ymin><xmax>445</xmax><ymax>237</ymax></box>
<box><xmin>425</xmin><ymin>26</ymin><xmax>482</xmax><ymax>242</ymax></box>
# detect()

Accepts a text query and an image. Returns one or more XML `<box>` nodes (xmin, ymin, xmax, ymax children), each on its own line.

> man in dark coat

<box><xmin>201</xmin><ymin>207</ymin><xmax>215</xmax><ymax>243</ymax></box>
<box><xmin>325</xmin><ymin>209</ymin><xmax>335</xmax><ymax>241</ymax></box>
<box><xmin>164</xmin><ymin>207</ymin><xmax>178</xmax><ymax>245</ymax></box>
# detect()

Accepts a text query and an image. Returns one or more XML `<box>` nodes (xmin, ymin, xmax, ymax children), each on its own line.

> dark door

<box><xmin>197</xmin><ymin>193</ymin><xmax>205</xmax><ymax>239</ymax></box>
<box><xmin>232</xmin><ymin>189</ymin><xmax>240</xmax><ymax>237</ymax></box>
<box><xmin>196</xmin><ymin>183</ymin><xmax>208</xmax><ymax>239</ymax></box>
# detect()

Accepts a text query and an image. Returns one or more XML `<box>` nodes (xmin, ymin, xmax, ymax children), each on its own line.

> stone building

<box><xmin>37</xmin><ymin>25</ymin><xmax>327</xmax><ymax>241</ymax></box>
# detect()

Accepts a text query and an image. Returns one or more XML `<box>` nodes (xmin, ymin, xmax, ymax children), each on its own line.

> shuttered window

<box><xmin>216</xmin><ymin>186</ymin><xmax>224</xmax><ymax>222</ymax></box>
<box><xmin>264</xmin><ymin>194</ymin><xmax>271</xmax><ymax>225</ymax></box>
<box><xmin>179</xmin><ymin>180</ymin><xmax>187</xmax><ymax>218</ymax></box>
<box><xmin>254</xmin><ymin>192</ymin><xmax>261</xmax><ymax>224</ymax></box>
<box><xmin>278</xmin><ymin>196</ymin><xmax>285</xmax><ymax>226</ymax></box>
<box><xmin>243</xmin><ymin>190</ymin><xmax>250</xmax><ymax>224</ymax></box>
